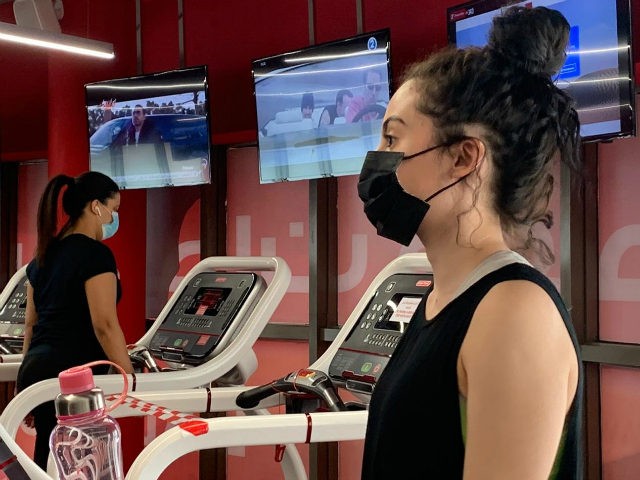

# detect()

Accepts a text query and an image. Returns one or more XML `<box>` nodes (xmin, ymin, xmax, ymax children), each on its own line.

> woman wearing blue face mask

<box><xmin>16</xmin><ymin>170</ymin><xmax>134</xmax><ymax>470</ymax></box>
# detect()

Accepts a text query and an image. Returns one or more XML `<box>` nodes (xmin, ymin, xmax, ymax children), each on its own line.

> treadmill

<box><xmin>0</xmin><ymin>266</ymin><xmax>29</xmax><ymax>353</ymax></box>
<box><xmin>120</xmin><ymin>253</ymin><xmax>433</xmax><ymax>480</ymax></box>
<box><xmin>0</xmin><ymin>266</ymin><xmax>29</xmax><ymax>381</ymax></box>
<box><xmin>0</xmin><ymin>255</ymin><xmax>292</xmax><ymax>478</ymax></box>
<box><xmin>130</xmin><ymin>257</ymin><xmax>274</xmax><ymax>384</ymax></box>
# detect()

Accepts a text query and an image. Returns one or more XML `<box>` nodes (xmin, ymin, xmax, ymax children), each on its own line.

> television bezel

<box><xmin>446</xmin><ymin>0</ymin><xmax>636</xmax><ymax>143</ymax></box>
<box><xmin>84</xmin><ymin>65</ymin><xmax>212</xmax><ymax>190</ymax></box>
<box><xmin>251</xmin><ymin>28</ymin><xmax>392</xmax><ymax>184</ymax></box>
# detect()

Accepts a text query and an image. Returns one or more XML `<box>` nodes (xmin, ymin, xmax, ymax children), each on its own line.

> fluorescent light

<box><xmin>0</xmin><ymin>21</ymin><xmax>114</xmax><ymax>59</ymax></box>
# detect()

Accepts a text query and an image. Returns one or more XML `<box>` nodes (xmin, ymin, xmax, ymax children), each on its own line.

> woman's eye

<box><xmin>384</xmin><ymin>135</ymin><xmax>395</xmax><ymax>148</ymax></box>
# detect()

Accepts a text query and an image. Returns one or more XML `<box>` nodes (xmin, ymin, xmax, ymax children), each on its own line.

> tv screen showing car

<box><xmin>252</xmin><ymin>29</ymin><xmax>392</xmax><ymax>184</ymax></box>
<box><xmin>85</xmin><ymin>66</ymin><xmax>211</xmax><ymax>190</ymax></box>
<box><xmin>447</xmin><ymin>0</ymin><xmax>635</xmax><ymax>143</ymax></box>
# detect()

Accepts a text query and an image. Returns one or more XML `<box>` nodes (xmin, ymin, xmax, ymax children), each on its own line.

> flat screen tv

<box><xmin>252</xmin><ymin>29</ymin><xmax>392</xmax><ymax>184</ymax></box>
<box><xmin>447</xmin><ymin>0</ymin><xmax>635</xmax><ymax>143</ymax></box>
<box><xmin>85</xmin><ymin>66</ymin><xmax>211</xmax><ymax>190</ymax></box>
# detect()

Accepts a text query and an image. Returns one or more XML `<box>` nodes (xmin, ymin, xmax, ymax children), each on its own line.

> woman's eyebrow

<box><xmin>382</xmin><ymin>116</ymin><xmax>406</xmax><ymax>133</ymax></box>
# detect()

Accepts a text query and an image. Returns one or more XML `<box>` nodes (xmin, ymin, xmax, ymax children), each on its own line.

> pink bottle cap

<box><xmin>58</xmin><ymin>366</ymin><xmax>95</xmax><ymax>394</ymax></box>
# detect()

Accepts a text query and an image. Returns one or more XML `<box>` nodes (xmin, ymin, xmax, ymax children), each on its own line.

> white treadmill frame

<box><xmin>0</xmin><ymin>256</ymin><xmax>293</xmax><ymax>478</ymax></box>
<box><xmin>124</xmin><ymin>252</ymin><xmax>431</xmax><ymax>479</ymax></box>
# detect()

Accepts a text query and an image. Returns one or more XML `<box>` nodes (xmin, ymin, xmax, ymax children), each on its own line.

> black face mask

<box><xmin>357</xmin><ymin>144</ymin><xmax>466</xmax><ymax>246</ymax></box>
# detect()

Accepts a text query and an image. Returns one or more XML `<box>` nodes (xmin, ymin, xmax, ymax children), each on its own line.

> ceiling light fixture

<box><xmin>0</xmin><ymin>20</ymin><xmax>114</xmax><ymax>58</ymax></box>
<box><xmin>0</xmin><ymin>0</ymin><xmax>114</xmax><ymax>59</ymax></box>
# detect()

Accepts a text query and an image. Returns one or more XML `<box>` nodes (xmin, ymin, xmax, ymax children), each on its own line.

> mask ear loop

<box><xmin>422</xmin><ymin>176</ymin><xmax>467</xmax><ymax>203</ymax></box>
<box><xmin>64</xmin><ymin>360</ymin><xmax>129</xmax><ymax>413</ymax></box>
<box><xmin>420</xmin><ymin>136</ymin><xmax>482</xmax><ymax>203</ymax></box>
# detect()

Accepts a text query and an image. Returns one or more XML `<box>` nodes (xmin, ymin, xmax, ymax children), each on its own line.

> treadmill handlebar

<box><xmin>127</xmin><ymin>344</ymin><xmax>161</xmax><ymax>373</ymax></box>
<box><xmin>236</xmin><ymin>368</ymin><xmax>345</xmax><ymax>412</ymax></box>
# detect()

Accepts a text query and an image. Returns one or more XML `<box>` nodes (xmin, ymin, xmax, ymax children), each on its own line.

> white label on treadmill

<box><xmin>389</xmin><ymin>297</ymin><xmax>421</xmax><ymax>323</ymax></box>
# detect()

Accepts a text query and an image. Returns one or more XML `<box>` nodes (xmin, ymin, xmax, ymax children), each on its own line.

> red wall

<box><xmin>3</xmin><ymin>1</ymin><xmax>640</xmax><ymax>479</ymax></box>
<box><xmin>2</xmin><ymin>0</ymin><xmax>640</xmax><ymax>159</ymax></box>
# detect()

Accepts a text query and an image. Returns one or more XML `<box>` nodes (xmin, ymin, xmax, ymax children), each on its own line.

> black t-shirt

<box><xmin>361</xmin><ymin>263</ymin><xmax>583</xmax><ymax>479</ymax></box>
<box><xmin>20</xmin><ymin>234</ymin><xmax>121</xmax><ymax>372</ymax></box>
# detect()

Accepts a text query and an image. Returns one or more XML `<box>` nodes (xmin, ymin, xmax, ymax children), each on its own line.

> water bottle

<box><xmin>49</xmin><ymin>361</ymin><xmax>128</xmax><ymax>480</ymax></box>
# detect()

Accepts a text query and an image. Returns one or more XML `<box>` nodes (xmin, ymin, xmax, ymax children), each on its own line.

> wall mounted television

<box><xmin>85</xmin><ymin>66</ymin><xmax>211</xmax><ymax>190</ymax></box>
<box><xmin>447</xmin><ymin>0</ymin><xmax>635</xmax><ymax>143</ymax></box>
<box><xmin>252</xmin><ymin>29</ymin><xmax>392</xmax><ymax>184</ymax></box>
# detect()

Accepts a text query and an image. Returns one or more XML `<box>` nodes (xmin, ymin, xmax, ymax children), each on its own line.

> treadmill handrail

<box><xmin>0</xmin><ymin>362</ymin><xmax>22</xmax><ymax>382</ymax></box>
<box><xmin>0</xmin><ymin>422</ymin><xmax>51</xmax><ymax>479</ymax></box>
<box><xmin>0</xmin><ymin>354</ymin><xmax>23</xmax><ymax>363</ymax></box>
<box><xmin>125</xmin><ymin>410</ymin><xmax>368</xmax><ymax>480</ymax></box>
<box><xmin>107</xmin><ymin>386</ymin><xmax>273</xmax><ymax>419</ymax></box>
<box><xmin>0</xmin><ymin>256</ymin><xmax>291</xmax><ymax>439</ymax></box>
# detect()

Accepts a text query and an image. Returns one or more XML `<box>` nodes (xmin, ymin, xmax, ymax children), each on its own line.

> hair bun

<box><xmin>487</xmin><ymin>6</ymin><xmax>570</xmax><ymax>77</ymax></box>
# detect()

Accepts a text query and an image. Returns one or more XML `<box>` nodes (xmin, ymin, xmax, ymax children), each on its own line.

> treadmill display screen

<box><xmin>185</xmin><ymin>287</ymin><xmax>230</xmax><ymax>316</ymax></box>
<box><xmin>373</xmin><ymin>294</ymin><xmax>422</xmax><ymax>332</ymax></box>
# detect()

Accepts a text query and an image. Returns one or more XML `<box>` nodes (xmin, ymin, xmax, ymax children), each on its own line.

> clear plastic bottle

<box><xmin>49</xmin><ymin>364</ymin><xmax>125</xmax><ymax>480</ymax></box>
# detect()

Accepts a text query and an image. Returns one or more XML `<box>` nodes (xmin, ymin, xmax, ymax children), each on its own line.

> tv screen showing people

<box><xmin>85</xmin><ymin>66</ymin><xmax>211</xmax><ymax>190</ymax></box>
<box><xmin>447</xmin><ymin>0</ymin><xmax>635</xmax><ymax>142</ymax></box>
<box><xmin>252</xmin><ymin>29</ymin><xmax>392</xmax><ymax>183</ymax></box>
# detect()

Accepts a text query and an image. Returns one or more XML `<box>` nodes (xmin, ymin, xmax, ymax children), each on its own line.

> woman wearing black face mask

<box><xmin>16</xmin><ymin>171</ymin><xmax>134</xmax><ymax>470</ymax></box>
<box><xmin>358</xmin><ymin>6</ymin><xmax>583</xmax><ymax>480</ymax></box>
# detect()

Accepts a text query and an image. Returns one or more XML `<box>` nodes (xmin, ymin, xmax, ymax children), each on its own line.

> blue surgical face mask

<box><xmin>98</xmin><ymin>205</ymin><xmax>119</xmax><ymax>240</ymax></box>
<box><xmin>102</xmin><ymin>211</ymin><xmax>119</xmax><ymax>240</ymax></box>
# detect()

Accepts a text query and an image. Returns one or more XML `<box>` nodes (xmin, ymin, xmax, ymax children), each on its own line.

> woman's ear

<box><xmin>452</xmin><ymin>137</ymin><xmax>485</xmax><ymax>178</ymax></box>
<box><xmin>91</xmin><ymin>200</ymin><xmax>102</xmax><ymax>216</ymax></box>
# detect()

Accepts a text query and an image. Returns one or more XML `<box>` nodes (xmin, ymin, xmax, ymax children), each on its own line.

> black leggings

<box><xmin>29</xmin><ymin>399</ymin><xmax>57</xmax><ymax>470</ymax></box>
<box><xmin>16</xmin><ymin>353</ymin><xmax>61</xmax><ymax>470</ymax></box>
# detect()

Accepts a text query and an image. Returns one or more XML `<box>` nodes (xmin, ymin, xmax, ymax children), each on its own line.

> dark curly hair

<box><xmin>403</xmin><ymin>6</ymin><xmax>581</xmax><ymax>264</ymax></box>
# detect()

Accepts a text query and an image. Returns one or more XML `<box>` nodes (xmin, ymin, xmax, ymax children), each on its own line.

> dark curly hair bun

<box><xmin>487</xmin><ymin>6</ymin><xmax>570</xmax><ymax>77</ymax></box>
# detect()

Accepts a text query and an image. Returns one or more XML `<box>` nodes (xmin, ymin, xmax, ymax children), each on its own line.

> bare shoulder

<box><xmin>459</xmin><ymin>279</ymin><xmax>578</xmax><ymax>404</ymax></box>
<box><xmin>469</xmin><ymin>279</ymin><xmax>569</xmax><ymax>345</ymax></box>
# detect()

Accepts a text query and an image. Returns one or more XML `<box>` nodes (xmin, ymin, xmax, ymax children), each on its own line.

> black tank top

<box><xmin>361</xmin><ymin>263</ymin><xmax>583</xmax><ymax>479</ymax></box>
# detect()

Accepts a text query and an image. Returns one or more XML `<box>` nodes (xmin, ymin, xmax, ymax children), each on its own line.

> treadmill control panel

<box><xmin>328</xmin><ymin>273</ymin><xmax>433</xmax><ymax>393</ymax></box>
<box><xmin>148</xmin><ymin>271</ymin><xmax>265</xmax><ymax>365</ymax></box>
<box><xmin>0</xmin><ymin>274</ymin><xmax>28</xmax><ymax>353</ymax></box>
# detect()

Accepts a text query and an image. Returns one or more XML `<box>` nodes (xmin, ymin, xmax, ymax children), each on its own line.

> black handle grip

<box><xmin>318</xmin><ymin>384</ymin><xmax>346</xmax><ymax>412</ymax></box>
<box><xmin>128</xmin><ymin>345</ymin><xmax>161</xmax><ymax>373</ymax></box>
<box><xmin>236</xmin><ymin>381</ymin><xmax>285</xmax><ymax>409</ymax></box>
<box><xmin>236</xmin><ymin>369</ymin><xmax>346</xmax><ymax>412</ymax></box>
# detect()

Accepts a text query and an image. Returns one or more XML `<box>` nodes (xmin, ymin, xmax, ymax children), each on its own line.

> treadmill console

<box><xmin>328</xmin><ymin>273</ymin><xmax>433</xmax><ymax>394</ymax></box>
<box><xmin>0</xmin><ymin>274</ymin><xmax>28</xmax><ymax>353</ymax></box>
<box><xmin>148</xmin><ymin>271</ymin><xmax>266</xmax><ymax>365</ymax></box>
